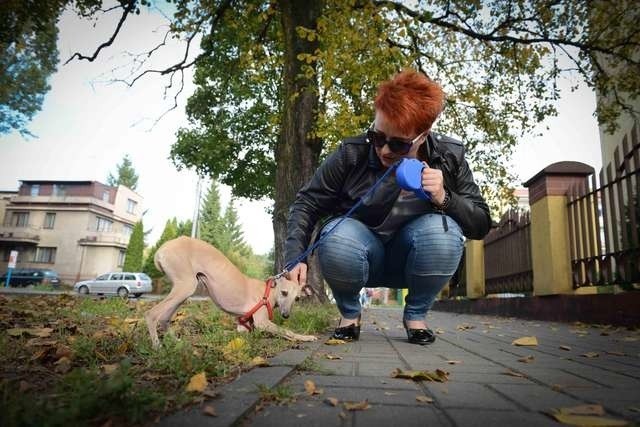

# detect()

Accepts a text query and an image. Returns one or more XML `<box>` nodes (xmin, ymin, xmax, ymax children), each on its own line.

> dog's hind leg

<box><xmin>145</xmin><ymin>277</ymin><xmax>198</xmax><ymax>348</ymax></box>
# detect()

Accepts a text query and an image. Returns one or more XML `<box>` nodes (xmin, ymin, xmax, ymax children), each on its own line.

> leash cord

<box><xmin>276</xmin><ymin>161</ymin><xmax>400</xmax><ymax>279</ymax></box>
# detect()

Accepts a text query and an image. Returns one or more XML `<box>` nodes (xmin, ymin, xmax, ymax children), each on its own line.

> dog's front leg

<box><xmin>253</xmin><ymin>317</ymin><xmax>317</xmax><ymax>342</ymax></box>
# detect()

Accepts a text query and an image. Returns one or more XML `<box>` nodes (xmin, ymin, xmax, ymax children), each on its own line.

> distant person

<box><xmin>285</xmin><ymin>69</ymin><xmax>490</xmax><ymax>345</ymax></box>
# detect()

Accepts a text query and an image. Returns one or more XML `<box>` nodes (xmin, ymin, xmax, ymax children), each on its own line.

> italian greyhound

<box><xmin>145</xmin><ymin>236</ymin><xmax>317</xmax><ymax>348</ymax></box>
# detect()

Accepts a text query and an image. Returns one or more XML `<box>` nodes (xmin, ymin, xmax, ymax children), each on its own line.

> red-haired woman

<box><xmin>285</xmin><ymin>69</ymin><xmax>491</xmax><ymax>345</ymax></box>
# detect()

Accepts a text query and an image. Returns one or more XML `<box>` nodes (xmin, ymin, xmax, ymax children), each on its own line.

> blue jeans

<box><xmin>317</xmin><ymin>214</ymin><xmax>464</xmax><ymax>321</ymax></box>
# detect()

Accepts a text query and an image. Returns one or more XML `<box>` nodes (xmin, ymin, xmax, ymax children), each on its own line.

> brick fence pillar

<box><xmin>523</xmin><ymin>162</ymin><xmax>594</xmax><ymax>296</ymax></box>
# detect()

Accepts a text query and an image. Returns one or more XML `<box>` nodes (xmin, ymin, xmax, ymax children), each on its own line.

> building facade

<box><xmin>0</xmin><ymin>180</ymin><xmax>143</xmax><ymax>284</ymax></box>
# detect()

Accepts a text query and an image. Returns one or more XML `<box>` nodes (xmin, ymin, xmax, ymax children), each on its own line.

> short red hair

<box><xmin>374</xmin><ymin>69</ymin><xmax>445</xmax><ymax>135</ymax></box>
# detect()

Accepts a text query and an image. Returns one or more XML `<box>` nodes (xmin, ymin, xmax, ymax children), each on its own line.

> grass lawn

<box><xmin>0</xmin><ymin>294</ymin><xmax>337</xmax><ymax>426</ymax></box>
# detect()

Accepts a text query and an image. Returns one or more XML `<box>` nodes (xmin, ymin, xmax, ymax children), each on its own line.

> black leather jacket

<box><xmin>284</xmin><ymin>132</ymin><xmax>491</xmax><ymax>263</ymax></box>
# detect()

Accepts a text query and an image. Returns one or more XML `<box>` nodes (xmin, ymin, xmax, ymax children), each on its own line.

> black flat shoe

<box><xmin>403</xmin><ymin>319</ymin><xmax>436</xmax><ymax>345</ymax></box>
<box><xmin>332</xmin><ymin>314</ymin><xmax>361</xmax><ymax>341</ymax></box>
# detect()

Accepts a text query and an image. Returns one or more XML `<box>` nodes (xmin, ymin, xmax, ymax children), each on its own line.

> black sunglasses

<box><xmin>365</xmin><ymin>125</ymin><xmax>426</xmax><ymax>155</ymax></box>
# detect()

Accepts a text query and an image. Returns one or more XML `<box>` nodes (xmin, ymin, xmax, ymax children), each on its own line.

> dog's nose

<box><xmin>281</xmin><ymin>313</ymin><xmax>289</xmax><ymax>319</ymax></box>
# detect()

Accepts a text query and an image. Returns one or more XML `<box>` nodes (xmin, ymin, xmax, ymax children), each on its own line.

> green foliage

<box><xmin>199</xmin><ymin>181</ymin><xmax>224</xmax><ymax>247</ymax></box>
<box><xmin>107</xmin><ymin>154</ymin><xmax>139</xmax><ymax>190</ymax></box>
<box><xmin>0</xmin><ymin>0</ymin><xmax>102</xmax><ymax>137</ymax></box>
<box><xmin>123</xmin><ymin>220</ymin><xmax>144</xmax><ymax>272</ymax></box>
<box><xmin>143</xmin><ymin>219</ymin><xmax>178</xmax><ymax>278</ymax></box>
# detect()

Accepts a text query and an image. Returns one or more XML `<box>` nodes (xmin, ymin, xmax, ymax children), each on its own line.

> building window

<box><xmin>53</xmin><ymin>184</ymin><xmax>65</xmax><ymax>196</ymax></box>
<box><xmin>96</xmin><ymin>216</ymin><xmax>113</xmax><ymax>232</ymax></box>
<box><xmin>118</xmin><ymin>250</ymin><xmax>126</xmax><ymax>267</ymax></box>
<box><xmin>35</xmin><ymin>247</ymin><xmax>56</xmax><ymax>263</ymax></box>
<box><xmin>12</xmin><ymin>212</ymin><xmax>29</xmax><ymax>227</ymax></box>
<box><xmin>123</xmin><ymin>224</ymin><xmax>134</xmax><ymax>237</ymax></box>
<box><xmin>43</xmin><ymin>213</ymin><xmax>56</xmax><ymax>229</ymax></box>
<box><xmin>30</xmin><ymin>185</ymin><xmax>40</xmax><ymax>196</ymax></box>
<box><xmin>126</xmin><ymin>199</ymin><xmax>137</xmax><ymax>214</ymax></box>
<box><xmin>102</xmin><ymin>191</ymin><xmax>110</xmax><ymax>202</ymax></box>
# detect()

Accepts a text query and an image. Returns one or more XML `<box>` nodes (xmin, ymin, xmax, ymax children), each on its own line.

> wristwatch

<box><xmin>434</xmin><ymin>189</ymin><xmax>451</xmax><ymax>211</ymax></box>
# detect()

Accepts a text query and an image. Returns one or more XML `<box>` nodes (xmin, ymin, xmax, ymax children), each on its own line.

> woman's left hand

<box><xmin>421</xmin><ymin>163</ymin><xmax>446</xmax><ymax>205</ymax></box>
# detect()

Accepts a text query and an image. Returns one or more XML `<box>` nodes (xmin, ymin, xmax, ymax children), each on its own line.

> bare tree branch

<box><xmin>65</xmin><ymin>0</ymin><xmax>137</xmax><ymax>65</ymax></box>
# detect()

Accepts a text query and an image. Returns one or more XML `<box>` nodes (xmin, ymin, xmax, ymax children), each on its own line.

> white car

<box><xmin>74</xmin><ymin>272</ymin><xmax>153</xmax><ymax>298</ymax></box>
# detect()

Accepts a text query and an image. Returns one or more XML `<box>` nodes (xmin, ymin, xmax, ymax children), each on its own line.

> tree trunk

<box><xmin>274</xmin><ymin>0</ymin><xmax>327</xmax><ymax>302</ymax></box>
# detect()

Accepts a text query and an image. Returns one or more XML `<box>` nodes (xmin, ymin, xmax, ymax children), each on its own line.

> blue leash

<box><xmin>275</xmin><ymin>160</ymin><xmax>401</xmax><ymax>279</ymax></box>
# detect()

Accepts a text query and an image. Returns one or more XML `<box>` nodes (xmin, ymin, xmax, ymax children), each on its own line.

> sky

<box><xmin>0</xmin><ymin>5</ymin><xmax>603</xmax><ymax>254</ymax></box>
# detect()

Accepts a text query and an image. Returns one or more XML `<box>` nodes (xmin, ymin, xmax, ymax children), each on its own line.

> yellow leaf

<box><xmin>250</xmin><ymin>356</ymin><xmax>270</xmax><ymax>367</ymax></box>
<box><xmin>504</xmin><ymin>369</ymin><xmax>526</xmax><ymax>378</ymax></box>
<box><xmin>325</xmin><ymin>354</ymin><xmax>342</xmax><ymax>360</ymax></box>
<box><xmin>548</xmin><ymin>412</ymin><xmax>628</xmax><ymax>426</ymax></box>
<box><xmin>223</xmin><ymin>337</ymin><xmax>248</xmax><ymax>361</ymax></box>
<box><xmin>186</xmin><ymin>372</ymin><xmax>207</xmax><ymax>393</ymax></box>
<box><xmin>343</xmin><ymin>400</ymin><xmax>370</xmax><ymax>411</ymax></box>
<box><xmin>416</xmin><ymin>395</ymin><xmax>434</xmax><ymax>403</ymax></box>
<box><xmin>560</xmin><ymin>345</ymin><xmax>572</xmax><ymax>351</ymax></box>
<box><xmin>325</xmin><ymin>338</ymin><xmax>347</xmax><ymax>345</ymax></box>
<box><xmin>512</xmin><ymin>336</ymin><xmax>538</xmax><ymax>346</ymax></box>
<box><xmin>557</xmin><ymin>405</ymin><xmax>605</xmax><ymax>416</ymax></box>
<box><xmin>202</xmin><ymin>405</ymin><xmax>217</xmax><ymax>417</ymax></box>
<box><xmin>391</xmin><ymin>368</ymin><xmax>449</xmax><ymax>382</ymax></box>
<box><xmin>304</xmin><ymin>379</ymin><xmax>322</xmax><ymax>395</ymax></box>
<box><xmin>325</xmin><ymin>397</ymin><xmax>339</xmax><ymax>407</ymax></box>
<box><xmin>581</xmin><ymin>352</ymin><xmax>599</xmax><ymax>358</ymax></box>
<box><xmin>102</xmin><ymin>364</ymin><xmax>119</xmax><ymax>375</ymax></box>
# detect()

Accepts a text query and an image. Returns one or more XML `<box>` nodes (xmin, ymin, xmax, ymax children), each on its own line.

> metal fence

<box><xmin>567</xmin><ymin>123</ymin><xmax>640</xmax><ymax>287</ymax></box>
<box><xmin>483</xmin><ymin>209</ymin><xmax>533</xmax><ymax>294</ymax></box>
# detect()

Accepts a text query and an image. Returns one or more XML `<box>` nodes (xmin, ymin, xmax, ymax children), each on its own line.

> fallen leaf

<box><xmin>343</xmin><ymin>400</ymin><xmax>370</xmax><ymax>411</ymax></box>
<box><xmin>325</xmin><ymin>397</ymin><xmax>339</xmax><ymax>407</ymax></box>
<box><xmin>325</xmin><ymin>354</ymin><xmax>342</xmax><ymax>360</ymax></box>
<box><xmin>186</xmin><ymin>372</ymin><xmax>207</xmax><ymax>393</ymax></box>
<box><xmin>304</xmin><ymin>379</ymin><xmax>323</xmax><ymax>395</ymax></box>
<box><xmin>456</xmin><ymin>324</ymin><xmax>475</xmax><ymax>331</ymax></box>
<box><xmin>557</xmin><ymin>405</ymin><xmax>605</xmax><ymax>416</ymax></box>
<box><xmin>384</xmin><ymin>391</ymin><xmax>396</xmax><ymax>396</ymax></box>
<box><xmin>391</xmin><ymin>368</ymin><xmax>449</xmax><ymax>382</ymax></box>
<box><xmin>628</xmin><ymin>407</ymin><xmax>640</xmax><ymax>413</ymax></box>
<box><xmin>560</xmin><ymin>345</ymin><xmax>572</xmax><ymax>351</ymax></box>
<box><xmin>504</xmin><ymin>369</ymin><xmax>526</xmax><ymax>378</ymax></box>
<box><xmin>621</xmin><ymin>337</ymin><xmax>638</xmax><ymax>342</ymax></box>
<box><xmin>581</xmin><ymin>352</ymin><xmax>599</xmax><ymax>358</ymax></box>
<box><xmin>202</xmin><ymin>405</ymin><xmax>217</xmax><ymax>417</ymax></box>
<box><xmin>102</xmin><ymin>364</ymin><xmax>119</xmax><ymax>375</ymax></box>
<box><xmin>203</xmin><ymin>389</ymin><xmax>219</xmax><ymax>399</ymax></box>
<box><xmin>435</xmin><ymin>328</ymin><xmax>445</xmax><ymax>334</ymax></box>
<box><xmin>416</xmin><ymin>395</ymin><xmax>434</xmax><ymax>403</ymax></box>
<box><xmin>512</xmin><ymin>336</ymin><xmax>538</xmax><ymax>346</ymax></box>
<box><xmin>30</xmin><ymin>347</ymin><xmax>51</xmax><ymax>361</ymax></box>
<box><xmin>54</xmin><ymin>356</ymin><xmax>72</xmax><ymax>374</ymax></box>
<box><xmin>325</xmin><ymin>338</ymin><xmax>348</xmax><ymax>345</ymax></box>
<box><xmin>222</xmin><ymin>337</ymin><xmax>248</xmax><ymax>361</ymax></box>
<box><xmin>518</xmin><ymin>355</ymin><xmax>535</xmax><ymax>363</ymax></box>
<box><xmin>605</xmin><ymin>351</ymin><xmax>625</xmax><ymax>356</ymax></box>
<box><xmin>338</xmin><ymin>411</ymin><xmax>347</xmax><ymax>419</ymax></box>
<box><xmin>250</xmin><ymin>356</ymin><xmax>270</xmax><ymax>367</ymax></box>
<box><xmin>446</xmin><ymin>360</ymin><xmax>462</xmax><ymax>365</ymax></box>
<box><xmin>548</xmin><ymin>411</ymin><xmax>628</xmax><ymax>426</ymax></box>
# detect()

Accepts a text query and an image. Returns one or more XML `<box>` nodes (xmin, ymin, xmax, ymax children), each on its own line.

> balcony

<box><xmin>0</xmin><ymin>225</ymin><xmax>40</xmax><ymax>245</ymax></box>
<box><xmin>78</xmin><ymin>230</ymin><xmax>129</xmax><ymax>249</ymax></box>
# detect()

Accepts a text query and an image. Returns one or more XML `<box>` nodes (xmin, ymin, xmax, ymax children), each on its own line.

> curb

<box><xmin>157</xmin><ymin>339</ymin><xmax>325</xmax><ymax>426</ymax></box>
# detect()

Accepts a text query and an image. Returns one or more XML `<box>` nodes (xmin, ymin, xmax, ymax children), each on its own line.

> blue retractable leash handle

<box><xmin>276</xmin><ymin>158</ymin><xmax>430</xmax><ymax>278</ymax></box>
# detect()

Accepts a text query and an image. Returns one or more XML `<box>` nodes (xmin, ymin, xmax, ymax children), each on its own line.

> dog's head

<box><xmin>273</xmin><ymin>276</ymin><xmax>311</xmax><ymax>318</ymax></box>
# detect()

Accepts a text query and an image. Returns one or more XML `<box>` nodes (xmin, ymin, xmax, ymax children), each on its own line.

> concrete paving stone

<box><xmin>513</xmin><ymin>367</ymin><xmax>605</xmax><ymax>389</ymax></box>
<box><xmin>443</xmin><ymin>409</ymin><xmax>560</xmax><ymax>427</ymax></box>
<box><xmin>291</xmin><ymin>385</ymin><xmax>431</xmax><ymax>406</ymax></box>
<box><xmin>160</xmin><ymin>366</ymin><xmax>293</xmax><ymax>427</ymax></box>
<box><xmin>445</xmin><ymin>372</ymin><xmax>537</xmax><ymax>385</ymax></box>
<box><xmin>353</xmin><ymin>404</ymin><xmax>450</xmax><ymax>427</ymax></box>
<box><xmin>355</xmin><ymin>361</ymin><xmax>405</xmax><ymax>377</ymax></box>
<box><xmin>558</xmin><ymin>365</ymin><xmax>640</xmax><ymax>388</ymax></box>
<box><xmin>487</xmin><ymin>383</ymin><xmax>587</xmax><ymax>411</ymax></box>
<box><xmin>314</xmin><ymin>360</ymin><xmax>356</xmax><ymax>376</ymax></box>
<box><xmin>563</xmin><ymin>385</ymin><xmax>640</xmax><ymax>415</ymax></box>
<box><xmin>424</xmin><ymin>382</ymin><xmax>521</xmax><ymax>410</ymax></box>
<box><xmin>248</xmin><ymin>403</ymin><xmax>347</xmax><ymax>427</ymax></box>
<box><xmin>268</xmin><ymin>349</ymin><xmax>310</xmax><ymax>367</ymax></box>
<box><xmin>286</xmin><ymin>373</ymin><xmax>422</xmax><ymax>391</ymax></box>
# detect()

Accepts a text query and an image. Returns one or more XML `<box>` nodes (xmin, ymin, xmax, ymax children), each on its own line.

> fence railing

<box><xmin>484</xmin><ymin>209</ymin><xmax>533</xmax><ymax>294</ymax></box>
<box><xmin>567</xmin><ymin>123</ymin><xmax>640</xmax><ymax>288</ymax></box>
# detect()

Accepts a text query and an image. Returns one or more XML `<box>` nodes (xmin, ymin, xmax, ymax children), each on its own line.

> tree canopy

<box><xmin>123</xmin><ymin>220</ymin><xmax>144</xmax><ymax>271</ymax></box>
<box><xmin>107</xmin><ymin>154</ymin><xmax>139</xmax><ymax>190</ymax></box>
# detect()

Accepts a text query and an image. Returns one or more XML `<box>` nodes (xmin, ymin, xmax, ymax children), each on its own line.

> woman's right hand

<box><xmin>286</xmin><ymin>262</ymin><xmax>308</xmax><ymax>288</ymax></box>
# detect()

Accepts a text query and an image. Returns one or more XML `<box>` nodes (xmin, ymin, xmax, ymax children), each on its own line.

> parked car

<box><xmin>73</xmin><ymin>272</ymin><xmax>153</xmax><ymax>298</ymax></box>
<box><xmin>0</xmin><ymin>268</ymin><xmax>61</xmax><ymax>288</ymax></box>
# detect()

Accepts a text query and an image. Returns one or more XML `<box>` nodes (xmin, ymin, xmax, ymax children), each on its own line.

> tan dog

<box><xmin>145</xmin><ymin>236</ymin><xmax>317</xmax><ymax>348</ymax></box>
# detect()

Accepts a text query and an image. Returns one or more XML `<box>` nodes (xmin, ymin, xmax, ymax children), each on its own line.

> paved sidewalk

<box><xmin>162</xmin><ymin>307</ymin><xmax>640</xmax><ymax>426</ymax></box>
